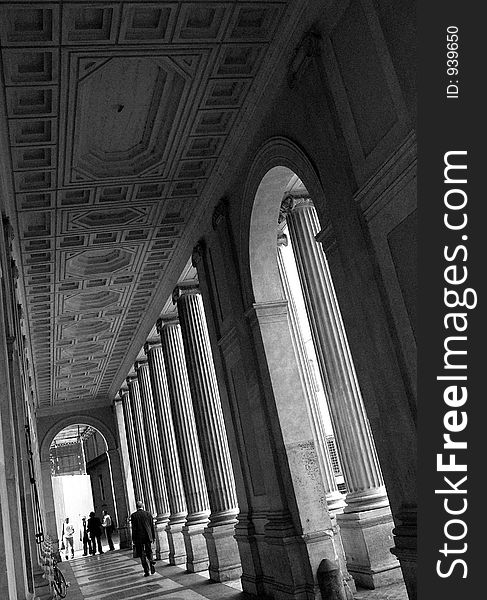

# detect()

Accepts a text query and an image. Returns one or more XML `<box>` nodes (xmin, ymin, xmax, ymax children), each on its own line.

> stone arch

<box><xmin>233</xmin><ymin>135</ymin><xmax>356</xmax><ymax>593</ymax></box>
<box><xmin>40</xmin><ymin>414</ymin><xmax>117</xmax><ymax>463</ymax></box>
<box><xmin>240</xmin><ymin>136</ymin><xmax>329</xmax><ymax>306</ymax></box>
<box><xmin>39</xmin><ymin>412</ymin><xmax>129</xmax><ymax>550</ymax></box>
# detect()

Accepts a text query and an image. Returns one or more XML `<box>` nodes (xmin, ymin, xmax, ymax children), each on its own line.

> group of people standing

<box><xmin>62</xmin><ymin>510</ymin><xmax>115</xmax><ymax>559</ymax></box>
<box><xmin>61</xmin><ymin>500</ymin><xmax>158</xmax><ymax>578</ymax></box>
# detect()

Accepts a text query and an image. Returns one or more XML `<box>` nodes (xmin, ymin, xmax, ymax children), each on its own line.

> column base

<box><xmin>117</xmin><ymin>525</ymin><xmax>132</xmax><ymax>549</ymax></box>
<box><xmin>33</xmin><ymin>572</ymin><xmax>51</xmax><ymax>600</ymax></box>
<box><xmin>234</xmin><ymin>514</ymin><xmax>266</xmax><ymax>597</ymax></box>
<box><xmin>261</xmin><ymin>512</ymin><xmax>352</xmax><ymax>600</ymax></box>
<box><xmin>326</xmin><ymin>491</ymin><xmax>347</xmax><ymax>513</ymax></box>
<box><xmin>155</xmin><ymin>520</ymin><xmax>170</xmax><ymax>561</ymax></box>
<box><xmin>338</xmin><ymin>506</ymin><xmax>402</xmax><ymax>589</ymax></box>
<box><xmin>391</xmin><ymin>506</ymin><xmax>417</xmax><ymax>600</ymax></box>
<box><xmin>167</xmin><ymin>520</ymin><xmax>187</xmax><ymax>565</ymax></box>
<box><xmin>204</xmin><ymin>522</ymin><xmax>242</xmax><ymax>582</ymax></box>
<box><xmin>183</xmin><ymin>521</ymin><xmax>209</xmax><ymax>572</ymax></box>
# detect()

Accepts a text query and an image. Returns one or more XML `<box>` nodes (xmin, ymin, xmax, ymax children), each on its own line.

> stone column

<box><xmin>126</xmin><ymin>376</ymin><xmax>156</xmax><ymax>516</ymax></box>
<box><xmin>113</xmin><ymin>396</ymin><xmax>136</xmax><ymax>516</ymax></box>
<box><xmin>145</xmin><ymin>340</ymin><xmax>188</xmax><ymax>565</ymax></box>
<box><xmin>134</xmin><ymin>360</ymin><xmax>171</xmax><ymax>560</ymax></box>
<box><xmin>277</xmin><ymin>231</ymin><xmax>346</xmax><ymax>513</ymax></box>
<box><xmin>173</xmin><ymin>285</ymin><xmax>241</xmax><ymax>582</ymax></box>
<box><xmin>105</xmin><ymin>447</ymin><xmax>131</xmax><ymax>549</ymax></box>
<box><xmin>281</xmin><ymin>195</ymin><xmax>400</xmax><ymax>588</ymax></box>
<box><xmin>120</xmin><ymin>388</ymin><xmax>144</xmax><ymax>507</ymax></box>
<box><xmin>157</xmin><ymin>317</ymin><xmax>210</xmax><ymax>573</ymax></box>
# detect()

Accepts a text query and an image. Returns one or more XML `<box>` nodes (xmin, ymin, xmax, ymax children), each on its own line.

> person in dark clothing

<box><xmin>80</xmin><ymin>516</ymin><xmax>92</xmax><ymax>556</ymax></box>
<box><xmin>87</xmin><ymin>511</ymin><xmax>104</xmax><ymax>555</ymax></box>
<box><xmin>130</xmin><ymin>500</ymin><xmax>155</xmax><ymax>576</ymax></box>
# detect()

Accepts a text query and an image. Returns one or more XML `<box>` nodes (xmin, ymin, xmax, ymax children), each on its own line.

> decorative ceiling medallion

<box><xmin>65</xmin><ymin>248</ymin><xmax>134</xmax><ymax>277</ymax></box>
<box><xmin>63</xmin><ymin>289</ymin><xmax>121</xmax><ymax>312</ymax></box>
<box><xmin>63</xmin><ymin>51</ymin><xmax>201</xmax><ymax>185</ymax></box>
<box><xmin>66</xmin><ymin>206</ymin><xmax>150</xmax><ymax>231</ymax></box>
<box><xmin>62</xmin><ymin>319</ymin><xmax>112</xmax><ymax>337</ymax></box>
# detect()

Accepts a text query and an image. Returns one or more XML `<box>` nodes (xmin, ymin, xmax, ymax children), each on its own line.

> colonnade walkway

<box><xmin>59</xmin><ymin>550</ymin><xmax>243</xmax><ymax>600</ymax></box>
<box><xmin>57</xmin><ymin>549</ymin><xmax>408</xmax><ymax>600</ymax></box>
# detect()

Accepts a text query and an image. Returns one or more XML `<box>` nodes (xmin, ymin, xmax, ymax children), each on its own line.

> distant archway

<box><xmin>40</xmin><ymin>414</ymin><xmax>117</xmax><ymax>462</ymax></box>
<box><xmin>39</xmin><ymin>413</ymin><xmax>126</xmax><ymax>555</ymax></box>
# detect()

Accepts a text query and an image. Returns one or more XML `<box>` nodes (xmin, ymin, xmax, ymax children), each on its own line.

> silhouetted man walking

<box><xmin>130</xmin><ymin>500</ymin><xmax>155</xmax><ymax>576</ymax></box>
<box><xmin>87</xmin><ymin>511</ymin><xmax>104</xmax><ymax>555</ymax></box>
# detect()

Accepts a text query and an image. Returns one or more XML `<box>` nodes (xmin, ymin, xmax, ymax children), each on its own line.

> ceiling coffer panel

<box><xmin>0</xmin><ymin>1</ymin><xmax>292</xmax><ymax>408</ymax></box>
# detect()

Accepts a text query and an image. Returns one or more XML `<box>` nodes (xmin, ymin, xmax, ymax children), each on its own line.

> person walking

<box><xmin>87</xmin><ymin>511</ymin><xmax>104</xmax><ymax>555</ymax></box>
<box><xmin>130</xmin><ymin>500</ymin><xmax>156</xmax><ymax>576</ymax></box>
<box><xmin>63</xmin><ymin>517</ymin><xmax>75</xmax><ymax>560</ymax></box>
<box><xmin>102</xmin><ymin>509</ymin><xmax>115</xmax><ymax>551</ymax></box>
<box><xmin>80</xmin><ymin>516</ymin><xmax>92</xmax><ymax>556</ymax></box>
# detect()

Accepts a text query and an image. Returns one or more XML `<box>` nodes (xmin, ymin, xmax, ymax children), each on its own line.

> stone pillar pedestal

<box><xmin>281</xmin><ymin>195</ymin><xmax>401</xmax><ymax>588</ymax></box>
<box><xmin>173</xmin><ymin>285</ymin><xmax>241</xmax><ymax>582</ymax></box>
<box><xmin>181</xmin><ymin>522</ymin><xmax>209</xmax><ymax>573</ymax></box>
<box><xmin>164</xmin><ymin>521</ymin><xmax>185</xmax><ymax>566</ymax></box>
<box><xmin>338</xmin><ymin>506</ymin><xmax>399</xmax><ymax>589</ymax></box>
<box><xmin>158</xmin><ymin>318</ymin><xmax>211</xmax><ymax>573</ymax></box>
<box><xmin>204</xmin><ymin>522</ymin><xmax>243</xmax><ymax>582</ymax></box>
<box><xmin>154</xmin><ymin>522</ymin><xmax>170</xmax><ymax>562</ymax></box>
<box><xmin>117</xmin><ymin>524</ymin><xmax>132</xmax><ymax>550</ymax></box>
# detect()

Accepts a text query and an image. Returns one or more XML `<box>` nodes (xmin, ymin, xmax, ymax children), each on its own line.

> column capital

<box><xmin>156</xmin><ymin>315</ymin><xmax>179</xmax><ymax>333</ymax></box>
<box><xmin>126</xmin><ymin>375</ymin><xmax>138</xmax><ymax>386</ymax></box>
<box><xmin>279</xmin><ymin>193</ymin><xmax>313</xmax><ymax>222</ymax></box>
<box><xmin>144</xmin><ymin>339</ymin><xmax>162</xmax><ymax>355</ymax></box>
<box><xmin>277</xmin><ymin>231</ymin><xmax>288</xmax><ymax>247</ymax></box>
<box><xmin>134</xmin><ymin>359</ymin><xmax>149</xmax><ymax>371</ymax></box>
<box><xmin>172</xmin><ymin>283</ymin><xmax>200</xmax><ymax>305</ymax></box>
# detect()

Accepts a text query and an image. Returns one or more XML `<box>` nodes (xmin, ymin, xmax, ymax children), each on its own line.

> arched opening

<box><xmin>39</xmin><ymin>414</ymin><xmax>125</xmax><ymax>559</ymax></box>
<box><xmin>49</xmin><ymin>424</ymin><xmax>119</xmax><ymax>558</ymax></box>
<box><xmin>247</xmin><ymin>158</ymin><xmax>405</xmax><ymax>591</ymax></box>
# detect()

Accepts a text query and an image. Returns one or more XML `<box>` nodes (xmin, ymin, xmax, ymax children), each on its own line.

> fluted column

<box><xmin>171</xmin><ymin>285</ymin><xmax>242</xmax><ymax>582</ymax></box>
<box><xmin>135</xmin><ymin>360</ymin><xmax>170</xmax><ymax>560</ymax></box>
<box><xmin>277</xmin><ymin>231</ymin><xmax>346</xmax><ymax>512</ymax></box>
<box><xmin>126</xmin><ymin>375</ymin><xmax>155</xmax><ymax>517</ymax></box>
<box><xmin>120</xmin><ymin>388</ymin><xmax>144</xmax><ymax>507</ymax></box>
<box><xmin>145</xmin><ymin>340</ymin><xmax>188</xmax><ymax>565</ymax></box>
<box><xmin>157</xmin><ymin>317</ymin><xmax>210</xmax><ymax>573</ymax></box>
<box><xmin>281</xmin><ymin>195</ymin><xmax>400</xmax><ymax>588</ymax></box>
<box><xmin>113</xmin><ymin>395</ymin><xmax>136</xmax><ymax>516</ymax></box>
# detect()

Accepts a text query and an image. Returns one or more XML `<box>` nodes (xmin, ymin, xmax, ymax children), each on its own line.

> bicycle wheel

<box><xmin>53</xmin><ymin>565</ymin><xmax>67</xmax><ymax>598</ymax></box>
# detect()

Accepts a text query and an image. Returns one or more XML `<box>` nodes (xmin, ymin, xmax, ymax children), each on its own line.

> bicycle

<box><xmin>51</xmin><ymin>555</ymin><xmax>69</xmax><ymax>599</ymax></box>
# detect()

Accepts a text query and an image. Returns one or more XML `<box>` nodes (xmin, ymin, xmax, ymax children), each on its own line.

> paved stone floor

<box><xmin>57</xmin><ymin>549</ymin><xmax>409</xmax><ymax>600</ymax></box>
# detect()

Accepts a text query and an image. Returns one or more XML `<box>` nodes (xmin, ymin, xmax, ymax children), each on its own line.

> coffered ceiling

<box><xmin>0</xmin><ymin>1</ymin><xmax>306</xmax><ymax>413</ymax></box>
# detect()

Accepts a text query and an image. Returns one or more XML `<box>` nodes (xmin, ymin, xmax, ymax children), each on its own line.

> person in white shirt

<box><xmin>63</xmin><ymin>517</ymin><xmax>75</xmax><ymax>559</ymax></box>
<box><xmin>102</xmin><ymin>509</ymin><xmax>115</xmax><ymax>551</ymax></box>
